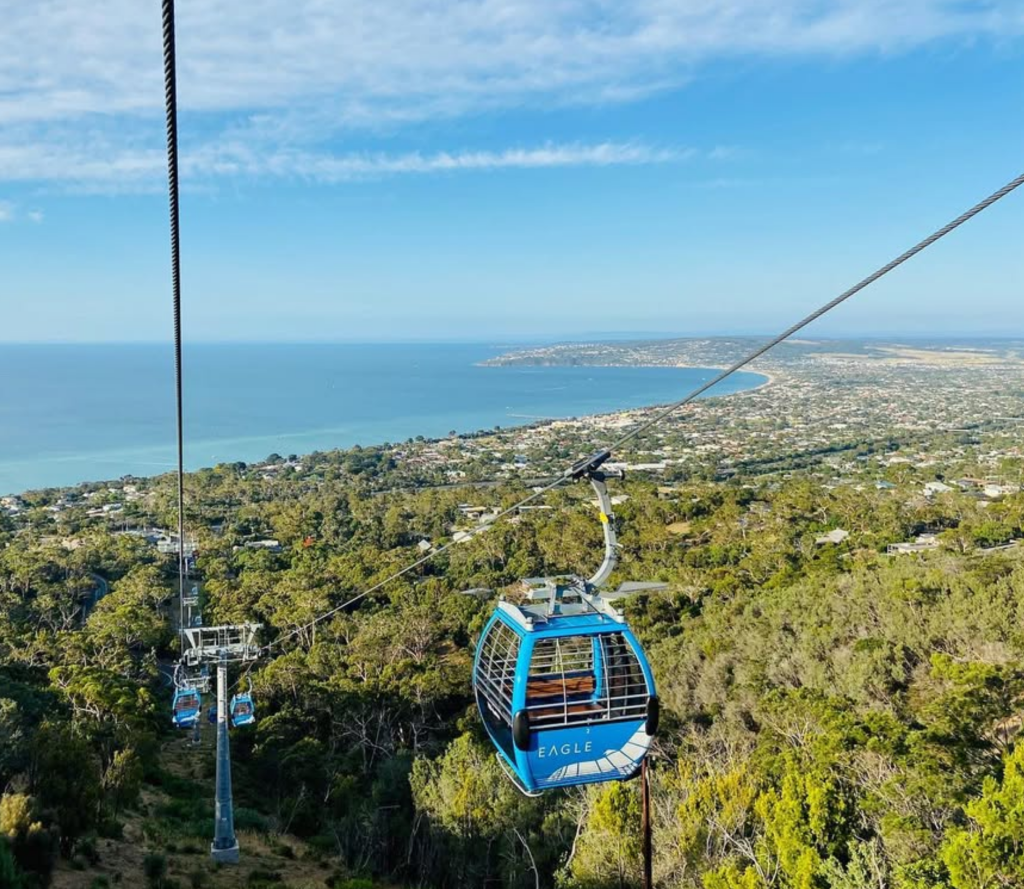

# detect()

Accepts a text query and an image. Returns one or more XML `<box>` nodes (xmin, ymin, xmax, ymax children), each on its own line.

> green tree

<box><xmin>31</xmin><ymin>725</ymin><xmax>102</xmax><ymax>854</ymax></box>
<box><xmin>410</xmin><ymin>733</ymin><xmax>539</xmax><ymax>886</ymax></box>
<box><xmin>942</xmin><ymin>743</ymin><xmax>1024</xmax><ymax>889</ymax></box>
<box><xmin>757</xmin><ymin>765</ymin><xmax>851</xmax><ymax>889</ymax></box>
<box><xmin>0</xmin><ymin>698</ymin><xmax>27</xmax><ymax>784</ymax></box>
<box><xmin>410</xmin><ymin>733</ymin><xmax>523</xmax><ymax>840</ymax></box>
<box><xmin>101</xmin><ymin>748</ymin><xmax>143</xmax><ymax>819</ymax></box>
<box><xmin>569</xmin><ymin>783</ymin><xmax>643</xmax><ymax>889</ymax></box>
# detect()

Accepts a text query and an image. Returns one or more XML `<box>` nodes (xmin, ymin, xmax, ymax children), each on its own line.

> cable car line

<box><xmin>253</xmin><ymin>168</ymin><xmax>1024</xmax><ymax>663</ymax></box>
<box><xmin>161</xmin><ymin>0</ymin><xmax>188</xmax><ymax>655</ymax></box>
<box><xmin>162</xmin><ymin>0</ymin><xmax>207</xmax><ymax>734</ymax></box>
<box><xmin>255</xmin><ymin>472</ymin><xmax>568</xmax><ymax>658</ymax></box>
<box><xmin>602</xmin><ymin>169</ymin><xmax>1024</xmax><ymax>455</ymax></box>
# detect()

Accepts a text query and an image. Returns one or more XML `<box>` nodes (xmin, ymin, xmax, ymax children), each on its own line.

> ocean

<box><xmin>0</xmin><ymin>343</ymin><xmax>766</xmax><ymax>495</ymax></box>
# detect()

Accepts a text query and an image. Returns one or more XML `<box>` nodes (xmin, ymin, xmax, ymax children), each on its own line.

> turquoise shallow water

<box><xmin>0</xmin><ymin>343</ymin><xmax>765</xmax><ymax>494</ymax></box>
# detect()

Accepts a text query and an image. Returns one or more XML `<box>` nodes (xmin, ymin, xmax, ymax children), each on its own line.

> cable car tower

<box><xmin>182</xmin><ymin>624</ymin><xmax>261</xmax><ymax>863</ymax></box>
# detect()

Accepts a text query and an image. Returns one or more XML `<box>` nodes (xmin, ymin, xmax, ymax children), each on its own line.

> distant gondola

<box><xmin>230</xmin><ymin>689</ymin><xmax>256</xmax><ymax>728</ymax></box>
<box><xmin>171</xmin><ymin>686</ymin><xmax>201</xmax><ymax>729</ymax></box>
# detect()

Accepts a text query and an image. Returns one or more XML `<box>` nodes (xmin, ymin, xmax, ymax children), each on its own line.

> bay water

<box><xmin>0</xmin><ymin>343</ymin><xmax>765</xmax><ymax>494</ymax></box>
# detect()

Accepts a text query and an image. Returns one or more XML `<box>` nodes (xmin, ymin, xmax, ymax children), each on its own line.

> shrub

<box><xmin>269</xmin><ymin>839</ymin><xmax>295</xmax><ymax>859</ymax></box>
<box><xmin>233</xmin><ymin>808</ymin><xmax>270</xmax><ymax>834</ymax></box>
<box><xmin>305</xmin><ymin>833</ymin><xmax>337</xmax><ymax>856</ymax></box>
<box><xmin>98</xmin><ymin>817</ymin><xmax>125</xmax><ymax>840</ymax></box>
<box><xmin>0</xmin><ymin>797</ymin><xmax>57</xmax><ymax>886</ymax></box>
<box><xmin>0</xmin><ymin>837</ymin><xmax>22</xmax><ymax>889</ymax></box>
<box><xmin>143</xmin><ymin>852</ymin><xmax>168</xmax><ymax>888</ymax></box>
<box><xmin>147</xmin><ymin>771</ymin><xmax>202</xmax><ymax>801</ymax></box>
<box><xmin>76</xmin><ymin>833</ymin><xmax>101</xmax><ymax>865</ymax></box>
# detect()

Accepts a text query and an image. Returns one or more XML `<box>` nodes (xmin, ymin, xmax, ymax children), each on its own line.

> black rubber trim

<box><xmin>512</xmin><ymin>709</ymin><xmax>531</xmax><ymax>751</ymax></box>
<box><xmin>646</xmin><ymin>695</ymin><xmax>661</xmax><ymax>737</ymax></box>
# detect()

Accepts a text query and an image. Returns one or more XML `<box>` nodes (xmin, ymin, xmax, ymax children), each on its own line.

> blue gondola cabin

<box><xmin>230</xmin><ymin>693</ymin><xmax>255</xmax><ymax>728</ymax></box>
<box><xmin>171</xmin><ymin>688</ymin><xmax>201</xmax><ymax>729</ymax></box>
<box><xmin>474</xmin><ymin>587</ymin><xmax>659</xmax><ymax>795</ymax></box>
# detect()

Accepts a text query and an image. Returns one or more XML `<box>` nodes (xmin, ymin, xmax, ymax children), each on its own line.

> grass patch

<box><xmin>246</xmin><ymin>867</ymin><xmax>284</xmax><ymax>888</ymax></box>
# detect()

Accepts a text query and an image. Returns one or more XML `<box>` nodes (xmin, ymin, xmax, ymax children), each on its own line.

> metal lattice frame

<box><xmin>183</xmin><ymin>624</ymin><xmax>261</xmax><ymax>666</ymax></box>
<box><xmin>475</xmin><ymin>620</ymin><xmax>520</xmax><ymax>726</ymax></box>
<box><xmin>525</xmin><ymin>632</ymin><xmax>648</xmax><ymax>730</ymax></box>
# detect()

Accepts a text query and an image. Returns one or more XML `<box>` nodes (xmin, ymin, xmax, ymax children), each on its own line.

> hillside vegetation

<box><xmin>3</xmin><ymin>438</ymin><xmax>1024</xmax><ymax>889</ymax></box>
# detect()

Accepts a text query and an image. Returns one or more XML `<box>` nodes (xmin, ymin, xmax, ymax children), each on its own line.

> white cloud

<box><xmin>192</xmin><ymin>141</ymin><xmax>696</xmax><ymax>180</ymax></box>
<box><xmin>0</xmin><ymin>1</ymin><xmax>1019</xmax><ymax>187</ymax></box>
<box><xmin>0</xmin><ymin>200</ymin><xmax>13</xmax><ymax>222</ymax></box>
<box><xmin>27</xmin><ymin>210</ymin><xmax>43</xmax><ymax>223</ymax></box>
<box><xmin>0</xmin><ymin>140</ymin><xmax>699</xmax><ymax>190</ymax></box>
<box><xmin>2</xmin><ymin>1</ymin><xmax>1019</xmax><ymax>124</ymax></box>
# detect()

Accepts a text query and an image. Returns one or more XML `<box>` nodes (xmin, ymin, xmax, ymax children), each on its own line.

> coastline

<box><xmin>481</xmin><ymin>355</ymin><xmax>778</xmax><ymax>393</ymax></box>
<box><xmin>734</xmin><ymin>366</ymin><xmax>776</xmax><ymax>391</ymax></box>
<box><xmin>480</xmin><ymin>349</ymin><xmax>776</xmax><ymax>391</ymax></box>
<box><xmin>673</xmin><ymin>362</ymin><xmax>776</xmax><ymax>392</ymax></box>
<box><xmin>1</xmin><ymin>350</ymin><xmax>769</xmax><ymax>497</ymax></box>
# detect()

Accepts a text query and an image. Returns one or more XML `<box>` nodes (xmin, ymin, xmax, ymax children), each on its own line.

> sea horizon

<box><xmin>4</xmin><ymin>333</ymin><xmax>1024</xmax><ymax>346</ymax></box>
<box><xmin>0</xmin><ymin>341</ymin><xmax>767</xmax><ymax>496</ymax></box>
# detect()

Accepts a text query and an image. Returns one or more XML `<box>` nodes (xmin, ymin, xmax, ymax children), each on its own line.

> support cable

<box><xmin>256</xmin><ymin>169</ymin><xmax>1024</xmax><ymax>657</ymax></box>
<box><xmin>161</xmin><ymin>0</ymin><xmax>188</xmax><ymax>652</ymax></box>
<box><xmin>604</xmin><ymin>171</ymin><xmax>1024</xmax><ymax>454</ymax></box>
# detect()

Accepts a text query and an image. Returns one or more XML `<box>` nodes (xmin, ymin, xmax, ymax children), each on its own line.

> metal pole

<box><xmin>211</xmin><ymin>651</ymin><xmax>239</xmax><ymax>863</ymax></box>
<box><xmin>641</xmin><ymin>758</ymin><xmax>652</xmax><ymax>889</ymax></box>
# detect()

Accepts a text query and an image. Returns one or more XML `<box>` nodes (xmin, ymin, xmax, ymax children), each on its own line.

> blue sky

<box><xmin>1</xmin><ymin>1</ymin><xmax>1023</xmax><ymax>343</ymax></box>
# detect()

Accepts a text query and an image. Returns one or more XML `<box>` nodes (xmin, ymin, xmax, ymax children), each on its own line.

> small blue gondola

<box><xmin>473</xmin><ymin>453</ymin><xmax>662</xmax><ymax>795</ymax></box>
<box><xmin>230</xmin><ymin>692</ymin><xmax>255</xmax><ymax>728</ymax></box>
<box><xmin>171</xmin><ymin>687</ymin><xmax>201</xmax><ymax>729</ymax></box>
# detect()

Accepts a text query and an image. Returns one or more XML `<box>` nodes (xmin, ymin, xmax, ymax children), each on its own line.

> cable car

<box><xmin>473</xmin><ymin>453</ymin><xmax>662</xmax><ymax>795</ymax></box>
<box><xmin>171</xmin><ymin>686</ymin><xmax>201</xmax><ymax>729</ymax></box>
<box><xmin>230</xmin><ymin>686</ymin><xmax>256</xmax><ymax>728</ymax></box>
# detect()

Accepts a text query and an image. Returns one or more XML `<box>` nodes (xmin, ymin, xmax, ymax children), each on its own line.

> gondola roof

<box><xmin>495</xmin><ymin>600</ymin><xmax>624</xmax><ymax>634</ymax></box>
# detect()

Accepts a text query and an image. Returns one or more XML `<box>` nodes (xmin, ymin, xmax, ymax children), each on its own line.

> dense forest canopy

<box><xmin>3</xmin><ymin>423</ymin><xmax>1024</xmax><ymax>888</ymax></box>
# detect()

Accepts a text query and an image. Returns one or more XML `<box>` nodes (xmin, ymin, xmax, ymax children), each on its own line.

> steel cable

<box><xmin>258</xmin><ymin>170</ymin><xmax>1024</xmax><ymax>656</ymax></box>
<box><xmin>161</xmin><ymin>0</ymin><xmax>188</xmax><ymax>651</ymax></box>
<box><xmin>605</xmin><ymin>170</ymin><xmax>1024</xmax><ymax>453</ymax></box>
